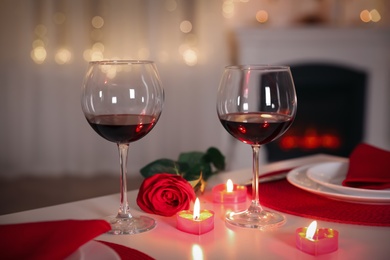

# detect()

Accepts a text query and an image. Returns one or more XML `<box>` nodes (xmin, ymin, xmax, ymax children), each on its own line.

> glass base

<box><xmin>225</xmin><ymin>209</ymin><xmax>286</xmax><ymax>231</ymax></box>
<box><xmin>105</xmin><ymin>215</ymin><xmax>156</xmax><ymax>235</ymax></box>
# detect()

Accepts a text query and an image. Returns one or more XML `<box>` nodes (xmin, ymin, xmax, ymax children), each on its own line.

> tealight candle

<box><xmin>212</xmin><ymin>179</ymin><xmax>247</xmax><ymax>203</ymax></box>
<box><xmin>296</xmin><ymin>221</ymin><xmax>339</xmax><ymax>256</ymax></box>
<box><xmin>176</xmin><ymin>198</ymin><xmax>214</xmax><ymax>235</ymax></box>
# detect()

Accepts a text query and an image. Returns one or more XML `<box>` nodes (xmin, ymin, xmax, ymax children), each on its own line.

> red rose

<box><xmin>136</xmin><ymin>173</ymin><xmax>196</xmax><ymax>217</ymax></box>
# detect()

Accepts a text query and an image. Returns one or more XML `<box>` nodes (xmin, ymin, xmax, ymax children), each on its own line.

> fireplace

<box><xmin>234</xmin><ymin>28</ymin><xmax>390</xmax><ymax>163</ymax></box>
<box><xmin>265</xmin><ymin>63</ymin><xmax>367</xmax><ymax>162</ymax></box>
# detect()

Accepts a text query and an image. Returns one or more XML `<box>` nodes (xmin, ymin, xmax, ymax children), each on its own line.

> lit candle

<box><xmin>296</xmin><ymin>221</ymin><xmax>339</xmax><ymax>255</ymax></box>
<box><xmin>212</xmin><ymin>179</ymin><xmax>247</xmax><ymax>203</ymax></box>
<box><xmin>176</xmin><ymin>198</ymin><xmax>214</xmax><ymax>235</ymax></box>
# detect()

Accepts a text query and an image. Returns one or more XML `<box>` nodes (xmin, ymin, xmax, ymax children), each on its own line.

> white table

<box><xmin>1</xmin><ymin>155</ymin><xmax>389</xmax><ymax>260</ymax></box>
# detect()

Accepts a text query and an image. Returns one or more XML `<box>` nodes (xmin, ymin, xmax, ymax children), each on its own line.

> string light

<box><xmin>31</xmin><ymin>2</ymin><xmax>385</xmax><ymax>66</ymax></box>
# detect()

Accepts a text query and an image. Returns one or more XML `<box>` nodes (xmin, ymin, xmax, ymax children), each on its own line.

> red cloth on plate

<box><xmin>248</xmin><ymin>179</ymin><xmax>390</xmax><ymax>226</ymax></box>
<box><xmin>342</xmin><ymin>143</ymin><xmax>390</xmax><ymax>189</ymax></box>
<box><xmin>0</xmin><ymin>219</ymin><xmax>110</xmax><ymax>260</ymax></box>
<box><xmin>98</xmin><ymin>241</ymin><xmax>155</xmax><ymax>260</ymax></box>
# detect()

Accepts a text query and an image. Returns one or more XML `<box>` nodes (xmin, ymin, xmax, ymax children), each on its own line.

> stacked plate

<box><xmin>287</xmin><ymin>161</ymin><xmax>390</xmax><ymax>204</ymax></box>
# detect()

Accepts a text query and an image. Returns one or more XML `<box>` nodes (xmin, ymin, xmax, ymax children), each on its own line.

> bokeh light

<box><xmin>31</xmin><ymin>46</ymin><xmax>47</xmax><ymax>64</ymax></box>
<box><xmin>360</xmin><ymin>9</ymin><xmax>382</xmax><ymax>23</ymax></box>
<box><xmin>165</xmin><ymin>0</ymin><xmax>177</xmax><ymax>12</ymax></box>
<box><xmin>92</xmin><ymin>42</ymin><xmax>105</xmax><ymax>52</ymax></box>
<box><xmin>182</xmin><ymin>48</ymin><xmax>198</xmax><ymax>66</ymax></box>
<box><xmin>256</xmin><ymin>10</ymin><xmax>268</xmax><ymax>23</ymax></box>
<box><xmin>34</xmin><ymin>24</ymin><xmax>47</xmax><ymax>37</ymax></box>
<box><xmin>222</xmin><ymin>0</ymin><xmax>234</xmax><ymax>19</ymax></box>
<box><xmin>32</xmin><ymin>39</ymin><xmax>45</xmax><ymax>48</ymax></box>
<box><xmin>360</xmin><ymin>10</ymin><xmax>371</xmax><ymax>23</ymax></box>
<box><xmin>55</xmin><ymin>48</ymin><xmax>72</xmax><ymax>64</ymax></box>
<box><xmin>180</xmin><ymin>20</ymin><xmax>192</xmax><ymax>33</ymax></box>
<box><xmin>53</xmin><ymin>12</ymin><xmax>66</xmax><ymax>25</ymax></box>
<box><xmin>370</xmin><ymin>9</ymin><xmax>381</xmax><ymax>22</ymax></box>
<box><xmin>92</xmin><ymin>16</ymin><xmax>104</xmax><ymax>29</ymax></box>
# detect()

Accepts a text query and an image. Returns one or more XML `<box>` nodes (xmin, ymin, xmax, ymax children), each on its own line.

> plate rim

<box><xmin>306</xmin><ymin>161</ymin><xmax>390</xmax><ymax>196</ymax></box>
<box><xmin>287</xmin><ymin>163</ymin><xmax>390</xmax><ymax>204</ymax></box>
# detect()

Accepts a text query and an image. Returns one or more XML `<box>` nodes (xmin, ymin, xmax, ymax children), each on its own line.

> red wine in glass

<box><xmin>87</xmin><ymin>114</ymin><xmax>157</xmax><ymax>144</ymax></box>
<box><xmin>219</xmin><ymin>112</ymin><xmax>293</xmax><ymax>145</ymax></box>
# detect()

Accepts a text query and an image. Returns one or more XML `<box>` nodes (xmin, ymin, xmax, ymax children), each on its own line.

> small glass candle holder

<box><xmin>176</xmin><ymin>198</ymin><xmax>214</xmax><ymax>235</ymax></box>
<box><xmin>296</xmin><ymin>221</ymin><xmax>339</xmax><ymax>255</ymax></box>
<box><xmin>212</xmin><ymin>179</ymin><xmax>247</xmax><ymax>203</ymax></box>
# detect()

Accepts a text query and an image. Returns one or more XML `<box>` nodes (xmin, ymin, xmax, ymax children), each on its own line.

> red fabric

<box><xmin>342</xmin><ymin>143</ymin><xmax>390</xmax><ymax>189</ymax></box>
<box><xmin>248</xmin><ymin>179</ymin><xmax>390</xmax><ymax>226</ymax></box>
<box><xmin>98</xmin><ymin>241</ymin><xmax>155</xmax><ymax>260</ymax></box>
<box><xmin>0</xmin><ymin>219</ymin><xmax>111</xmax><ymax>260</ymax></box>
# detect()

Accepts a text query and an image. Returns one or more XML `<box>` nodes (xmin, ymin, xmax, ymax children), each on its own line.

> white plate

<box><xmin>306</xmin><ymin>162</ymin><xmax>390</xmax><ymax>197</ymax></box>
<box><xmin>287</xmin><ymin>164</ymin><xmax>390</xmax><ymax>204</ymax></box>
<box><xmin>66</xmin><ymin>240</ymin><xmax>120</xmax><ymax>260</ymax></box>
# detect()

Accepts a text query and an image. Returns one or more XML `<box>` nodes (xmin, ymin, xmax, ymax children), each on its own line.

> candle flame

<box><xmin>306</xmin><ymin>221</ymin><xmax>317</xmax><ymax>240</ymax></box>
<box><xmin>226</xmin><ymin>179</ymin><xmax>233</xmax><ymax>192</ymax></box>
<box><xmin>193</xmin><ymin>198</ymin><xmax>200</xmax><ymax>220</ymax></box>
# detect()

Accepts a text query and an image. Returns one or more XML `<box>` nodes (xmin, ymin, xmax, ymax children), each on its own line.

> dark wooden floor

<box><xmin>0</xmin><ymin>175</ymin><xmax>143</xmax><ymax>215</ymax></box>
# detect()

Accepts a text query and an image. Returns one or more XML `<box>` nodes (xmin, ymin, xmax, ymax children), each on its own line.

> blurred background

<box><xmin>1</xmin><ymin>0</ymin><xmax>389</xmax><ymax>214</ymax></box>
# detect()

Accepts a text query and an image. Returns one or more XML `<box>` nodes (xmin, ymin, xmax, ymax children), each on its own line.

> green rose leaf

<box><xmin>140</xmin><ymin>159</ymin><xmax>183</xmax><ymax>178</ymax></box>
<box><xmin>178</xmin><ymin>151</ymin><xmax>205</xmax><ymax>169</ymax></box>
<box><xmin>139</xmin><ymin>147</ymin><xmax>226</xmax><ymax>192</ymax></box>
<box><xmin>183</xmin><ymin>162</ymin><xmax>212</xmax><ymax>181</ymax></box>
<box><xmin>205</xmin><ymin>147</ymin><xmax>225</xmax><ymax>171</ymax></box>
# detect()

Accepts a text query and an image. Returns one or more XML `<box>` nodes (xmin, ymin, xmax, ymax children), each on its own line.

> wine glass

<box><xmin>217</xmin><ymin>65</ymin><xmax>297</xmax><ymax>230</ymax></box>
<box><xmin>81</xmin><ymin>60</ymin><xmax>164</xmax><ymax>235</ymax></box>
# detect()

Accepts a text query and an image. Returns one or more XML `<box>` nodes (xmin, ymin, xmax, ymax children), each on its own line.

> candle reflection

<box><xmin>191</xmin><ymin>244</ymin><xmax>204</xmax><ymax>260</ymax></box>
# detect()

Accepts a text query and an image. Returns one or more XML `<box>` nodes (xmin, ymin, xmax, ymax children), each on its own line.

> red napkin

<box><xmin>0</xmin><ymin>219</ymin><xmax>111</xmax><ymax>260</ymax></box>
<box><xmin>98</xmin><ymin>241</ymin><xmax>155</xmax><ymax>260</ymax></box>
<box><xmin>342</xmin><ymin>143</ymin><xmax>390</xmax><ymax>189</ymax></box>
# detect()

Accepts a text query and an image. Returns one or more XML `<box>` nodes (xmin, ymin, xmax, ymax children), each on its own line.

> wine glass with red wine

<box><xmin>81</xmin><ymin>60</ymin><xmax>164</xmax><ymax>235</ymax></box>
<box><xmin>217</xmin><ymin>65</ymin><xmax>297</xmax><ymax>230</ymax></box>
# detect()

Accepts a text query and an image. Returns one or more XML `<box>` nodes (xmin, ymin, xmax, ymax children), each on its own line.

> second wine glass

<box><xmin>81</xmin><ymin>60</ymin><xmax>164</xmax><ymax>235</ymax></box>
<box><xmin>217</xmin><ymin>65</ymin><xmax>297</xmax><ymax>230</ymax></box>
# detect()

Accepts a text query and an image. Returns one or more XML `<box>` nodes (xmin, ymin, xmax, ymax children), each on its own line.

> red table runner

<box><xmin>249</xmin><ymin>179</ymin><xmax>390</xmax><ymax>226</ymax></box>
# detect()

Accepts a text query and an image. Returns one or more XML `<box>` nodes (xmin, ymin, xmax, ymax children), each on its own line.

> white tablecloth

<box><xmin>1</xmin><ymin>155</ymin><xmax>389</xmax><ymax>260</ymax></box>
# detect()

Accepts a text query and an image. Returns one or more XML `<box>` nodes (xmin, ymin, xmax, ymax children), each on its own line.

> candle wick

<box><xmin>194</xmin><ymin>216</ymin><xmax>199</xmax><ymax>221</ymax></box>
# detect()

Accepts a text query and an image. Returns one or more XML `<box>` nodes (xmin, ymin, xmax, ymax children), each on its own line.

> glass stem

<box><xmin>250</xmin><ymin>145</ymin><xmax>263</xmax><ymax>213</ymax></box>
<box><xmin>117</xmin><ymin>143</ymin><xmax>132</xmax><ymax>219</ymax></box>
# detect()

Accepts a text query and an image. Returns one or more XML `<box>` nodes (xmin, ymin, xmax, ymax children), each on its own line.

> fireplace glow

<box><xmin>279</xmin><ymin>128</ymin><xmax>341</xmax><ymax>151</ymax></box>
